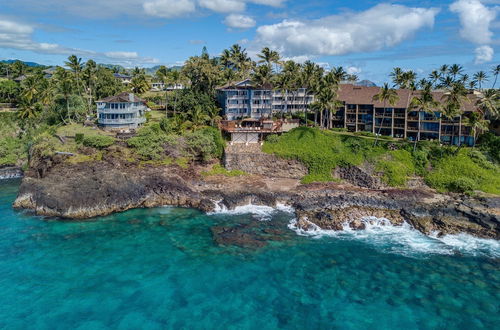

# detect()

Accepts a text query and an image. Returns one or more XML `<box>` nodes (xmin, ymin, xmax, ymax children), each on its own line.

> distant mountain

<box><xmin>355</xmin><ymin>80</ymin><xmax>377</xmax><ymax>87</ymax></box>
<box><xmin>0</xmin><ymin>60</ymin><xmax>44</xmax><ymax>67</ymax></box>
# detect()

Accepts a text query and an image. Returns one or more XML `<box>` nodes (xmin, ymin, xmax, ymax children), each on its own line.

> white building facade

<box><xmin>96</xmin><ymin>93</ymin><xmax>148</xmax><ymax>129</ymax></box>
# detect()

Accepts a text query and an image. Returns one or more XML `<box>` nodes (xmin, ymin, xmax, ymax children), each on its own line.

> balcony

<box><xmin>99</xmin><ymin>117</ymin><xmax>146</xmax><ymax>125</ymax></box>
<box><xmin>98</xmin><ymin>105</ymin><xmax>147</xmax><ymax>114</ymax></box>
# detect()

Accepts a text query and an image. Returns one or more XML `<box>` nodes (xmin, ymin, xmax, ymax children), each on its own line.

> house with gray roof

<box><xmin>96</xmin><ymin>93</ymin><xmax>148</xmax><ymax>129</ymax></box>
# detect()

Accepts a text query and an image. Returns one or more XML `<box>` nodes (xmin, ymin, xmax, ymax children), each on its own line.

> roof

<box><xmin>113</xmin><ymin>73</ymin><xmax>132</xmax><ymax>79</ymax></box>
<box><xmin>97</xmin><ymin>92</ymin><xmax>145</xmax><ymax>103</ymax></box>
<box><xmin>337</xmin><ymin>84</ymin><xmax>479</xmax><ymax>111</ymax></box>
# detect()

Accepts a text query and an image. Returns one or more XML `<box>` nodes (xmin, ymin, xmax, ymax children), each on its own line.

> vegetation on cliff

<box><xmin>263</xmin><ymin>127</ymin><xmax>500</xmax><ymax>194</ymax></box>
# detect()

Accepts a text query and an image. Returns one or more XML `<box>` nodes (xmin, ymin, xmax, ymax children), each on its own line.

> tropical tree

<box><xmin>463</xmin><ymin>112</ymin><xmax>489</xmax><ymax>148</ymax></box>
<box><xmin>53</xmin><ymin>67</ymin><xmax>74</xmax><ymax>123</ymax></box>
<box><xmin>477</xmin><ymin>89</ymin><xmax>499</xmax><ymax>119</ymax></box>
<box><xmin>449</xmin><ymin>64</ymin><xmax>463</xmax><ymax>80</ymax></box>
<box><xmin>300</xmin><ymin>61</ymin><xmax>323</xmax><ymax>125</ymax></box>
<box><xmin>372</xmin><ymin>83</ymin><xmax>399</xmax><ymax>146</ymax></box>
<box><xmin>428</xmin><ymin>70</ymin><xmax>441</xmax><ymax>87</ymax></box>
<box><xmin>443</xmin><ymin>82</ymin><xmax>469</xmax><ymax>146</ymax></box>
<box><xmin>491</xmin><ymin>65</ymin><xmax>500</xmax><ymax>89</ymax></box>
<box><xmin>252</xmin><ymin>64</ymin><xmax>274</xmax><ymax>118</ymax></box>
<box><xmin>257</xmin><ymin>47</ymin><xmax>280</xmax><ymax>72</ymax></box>
<box><xmin>156</xmin><ymin>65</ymin><xmax>170</xmax><ymax>117</ymax></box>
<box><xmin>130</xmin><ymin>74</ymin><xmax>150</xmax><ymax>94</ymax></box>
<box><xmin>18</xmin><ymin>101</ymin><xmax>41</xmax><ymax>120</ymax></box>
<box><xmin>311</xmin><ymin>74</ymin><xmax>342</xmax><ymax>129</ymax></box>
<box><xmin>65</xmin><ymin>55</ymin><xmax>83</xmax><ymax>98</ymax></box>
<box><xmin>409</xmin><ymin>84</ymin><xmax>441</xmax><ymax>150</ymax></box>
<box><xmin>473</xmin><ymin>71</ymin><xmax>488</xmax><ymax>90</ymax></box>
<box><xmin>83</xmin><ymin>59</ymin><xmax>98</xmax><ymax>116</ymax></box>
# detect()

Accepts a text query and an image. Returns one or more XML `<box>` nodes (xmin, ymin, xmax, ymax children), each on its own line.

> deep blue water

<box><xmin>0</xmin><ymin>179</ymin><xmax>499</xmax><ymax>329</ymax></box>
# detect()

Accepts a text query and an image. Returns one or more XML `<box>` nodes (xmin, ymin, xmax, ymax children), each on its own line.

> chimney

<box><xmin>128</xmin><ymin>93</ymin><xmax>134</xmax><ymax>102</ymax></box>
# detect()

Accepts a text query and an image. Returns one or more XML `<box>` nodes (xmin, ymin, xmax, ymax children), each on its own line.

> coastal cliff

<box><xmin>12</xmin><ymin>153</ymin><xmax>500</xmax><ymax>239</ymax></box>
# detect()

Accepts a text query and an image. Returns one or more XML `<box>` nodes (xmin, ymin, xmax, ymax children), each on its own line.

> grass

<box><xmin>263</xmin><ymin>127</ymin><xmax>386</xmax><ymax>184</ymax></box>
<box><xmin>56</xmin><ymin>123</ymin><xmax>114</xmax><ymax>138</ymax></box>
<box><xmin>202</xmin><ymin>164</ymin><xmax>246</xmax><ymax>177</ymax></box>
<box><xmin>425</xmin><ymin>149</ymin><xmax>500</xmax><ymax>195</ymax></box>
<box><xmin>375</xmin><ymin>150</ymin><xmax>416</xmax><ymax>187</ymax></box>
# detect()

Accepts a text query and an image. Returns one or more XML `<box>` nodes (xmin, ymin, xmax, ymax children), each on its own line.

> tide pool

<box><xmin>0</xmin><ymin>179</ymin><xmax>499</xmax><ymax>329</ymax></box>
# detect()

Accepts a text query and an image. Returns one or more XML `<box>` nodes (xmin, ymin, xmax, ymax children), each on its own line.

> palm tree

<box><xmin>156</xmin><ymin>65</ymin><xmax>170</xmax><ymax>117</ymax></box>
<box><xmin>473</xmin><ymin>71</ymin><xmax>488</xmax><ymax>90</ymax></box>
<box><xmin>331</xmin><ymin>66</ymin><xmax>348</xmax><ymax>82</ymax></box>
<box><xmin>491</xmin><ymin>65</ymin><xmax>500</xmax><ymax>89</ymax></box>
<box><xmin>311</xmin><ymin>81</ymin><xmax>342</xmax><ymax>129</ymax></box>
<box><xmin>21</xmin><ymin>75</ymin><xmax>41</xmax><ymax>104</ymax></box>
<box><xmin>449</xmin><ymin>64</ymin><xmax>463</xmax><ymax>80</ymax></box>
<box><xmin>54</xmin><ymin>68</ymin><xmax>74</xmax><ymax>123</ymax></box>
<box><xmin>463</xmin><ymin>112</ymin><xmax>489</xmax><ymax>148</ymax></box>
<box><xmin>409</xmin><ymin>84</ymin><xmax>441</xmax><ymax>150</ymax></box>
<box><xmin>257</xmin><ymin>47</ymin><xmax>280</xmax><ymax>72</ymax></box>
<box><xmin>169</xmin><ymin>70</ymin><xmax>185</xmax><ymax>116</ymax></box>
<box><xmin>428</xmin><ymin>70</ymin><xmax>441</xmax><ymax>88</ymax></box>
<box><xmin>252</xmin><ymin>65</ymin><xmax>274</xmax><ymax>118</ymax></box>
<box><xmin>83</xmin><ymin>59</ymin><xmax>97</xmax><ymax>116</ymax></box>
<box><xmin>443</xmin><ymin>82</ymin><xmax>469</xmax><ymax>146</ymax></box>
<box><xmin>189</xmin><ymin>105</ymin><xmax>210</xmax><ymax>129</ymax></box>
<box><xmin>372</xmin><ymin>83</ymin><xmax>399</xmax><ymax>146</ymax></box>
<box><xmin>390</xmin><ymin>67</ymin><xmax>403</xmax><ymax>87</ymax></box>
<box><xmin>130</xmin><ymin>74</ymin><xmax>150</xmax><ymax>94</ymax></box>
<box><xmin>438</xmin><ymin>76</ymin><xmax>454</xmax><ymax>89</ymax></box>
<box><xmin>439</xmin><ymin>64</ymin><xmax>449</xmax><ymax>76</ymax></box>
<box><xmin>18</xmin><ymin>101</ymin><xmax>41</xmax><ymax>120</ymax></box>
<box><xmin>300</xmin><ymin>61</ymin><xmax>322</xmax><ymax>125</ymax></box>
<box><xmin>65</xmin><ymin>55</ymin><xmax>83</xmax><ymax>98</ymax></box>
<box><xmin>477</xmin><ymin>89</ymin><xmax>499</xmax><ymax>119</ymax></box>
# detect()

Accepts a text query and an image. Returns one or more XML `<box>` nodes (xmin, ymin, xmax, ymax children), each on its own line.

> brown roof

<box><xmin>97</xmin><ymin>92</ymin><xmax>145</xmax><ymax>103</ymax></box>
<box><xmin>338</xmin><ymin>84</ymin><xmax>479</xmax><ymax>111</ymax></box>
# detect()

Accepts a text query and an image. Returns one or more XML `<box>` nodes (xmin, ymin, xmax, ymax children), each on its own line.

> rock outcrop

<box><xmin>12</xmin><ymin>155</ymin><xmax>500</xmax><ymax>239</ymax></box>
<box><xmin>223</xmin><ymin>144</ymin><xmax>307</xmax><ymax>179</ymax></box>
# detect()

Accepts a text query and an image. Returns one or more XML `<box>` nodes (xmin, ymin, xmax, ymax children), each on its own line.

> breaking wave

<box><xmin>208</xmin><ymin>202</ymin><xmax>294</xmax><ymax>221</ymax></box>
<box><xmin>289</xmin><ymin>216</ymin><xmax>500</xmax><ymax>258</ymax></box>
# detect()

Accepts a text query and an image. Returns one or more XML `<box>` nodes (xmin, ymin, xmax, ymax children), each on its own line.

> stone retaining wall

<box><xmin>223</xmin><ymin>145</ymin><xmax>307</xmax><ymax>179</ymax></box>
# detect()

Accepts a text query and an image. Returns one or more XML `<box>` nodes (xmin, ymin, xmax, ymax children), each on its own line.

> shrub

<box><xmin>75</xmin><ymin>133</ymin><xmax>84</xmax><ymax>144</ymax></box>
<box><xmin>82</xmin><ymin>135</ymin><xmax>115</xmax><ymax>149</ymax></box>
<box><xmin>199</xmin><ymin>127</ymin><xmax>225</xmax><ymax>159</ymax></box>
<box><xmin>425</xmin><ymin>149</ymin><xmax>500</xmax><ymax>194</ymax></box>
<box><xmin>184</xmin><ymin>129</ymin><xmax>220</xmax><ymax>162</ymax></box>
<box><xmin>128</xmin><ymin>125</ymin><xmax>174</xmax><ymax>160</ymax></box>
<box><xmin>331</xmin><ymin>128</ymin><xmax>348</xmax><ymax>132</ymax></box>
<box><xmin>477</xmin><ymin>132</ymin><xmax>500</xmax><ymax>163</ymax></box>
<box><xmin>448</xmin><ymin>177</ymin><xmax>477</xmax><ymax>195</ymax></box>
<box><xmin>375</xmin><ymin>150</ymin><xmax>415</xmax><ymax>187</ymax></box>
<box><xmin>266</xmin><ymin>134</ymin><xmax>280</xmax><ymax>144</ymax></box>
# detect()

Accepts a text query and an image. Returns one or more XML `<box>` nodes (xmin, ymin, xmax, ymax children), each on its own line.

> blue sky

<box><xmin>0</xmin><ymin>0</ymin><xmax>498</xmax><ymax>84</ymax></box>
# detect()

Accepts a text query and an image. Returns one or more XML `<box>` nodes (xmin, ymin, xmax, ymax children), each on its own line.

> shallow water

<box><xmin>0</xmin><ymin>179</ymin><xmax>499</xmax><ymax>329</ymax></box>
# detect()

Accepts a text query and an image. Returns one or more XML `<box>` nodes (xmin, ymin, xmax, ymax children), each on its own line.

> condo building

<box><xmin>217</xmin><ymin>81</ymin><xmax>480</xmax><ymax>146</ymax></box>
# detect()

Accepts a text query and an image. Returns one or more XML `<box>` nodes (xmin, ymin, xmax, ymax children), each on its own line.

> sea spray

<box><xmin>289</xmin><ymin>216</ymin><xmax>500</xmax><ymax>257</ymax></box>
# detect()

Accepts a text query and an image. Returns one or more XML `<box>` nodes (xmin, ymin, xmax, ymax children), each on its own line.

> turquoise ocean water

<box><xmin>0</xmin><ymin>179</ymin><xmax>499</xmax><ymax>329</ymax></box>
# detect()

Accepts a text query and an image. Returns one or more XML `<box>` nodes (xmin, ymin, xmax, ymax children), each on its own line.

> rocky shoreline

<box><xmin>0</xmin><ymin>166</ymin><xmax>23</xmax><ymax>180</ymax></box>
<box><xmin>11</xmin><ymin>155</ymin><xmax>500</xmax><ymax>240</ymax></box>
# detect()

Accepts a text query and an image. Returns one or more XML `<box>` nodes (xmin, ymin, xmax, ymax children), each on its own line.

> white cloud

<box><xmin>224</xmin><ymin>14</ymin><xmax>256</xmax><ymax>29</ymax></box>
<box><xmin>474</xmin><ymin>45</ymin><xmax>494</xmax><ymax>63</ymax></box>
<box><xmin>450</xmin><ymin>0</ymin><xmax>497</xmax><ymax>64</ymax></box>
<box><xmin>254</xmin><ymin>4</ymin><xmax>439</xmax><ymax>58</ymax></box>
<box><xmin>143</xmin><ymin>0</ymin><xmax>196</xmax><ymax>18</ymax></box>
<box><xmin>347</xmin><ymin>66</ymin><xmax>362</xmax><ymax>75</ymax></box>
<box><xmin>199</xmin><ymin>0</ymin><xmax>246</xmax><ymax>13</ymax></box>
<box><xmin>450</xmin><ymin>0</ymin><xmax>497</xmax><ymax>45</ymax></box>
<box><xmin>0</xmin><ymin>17</ymin><xmax>158</xmax><ymax>65</ymax></box>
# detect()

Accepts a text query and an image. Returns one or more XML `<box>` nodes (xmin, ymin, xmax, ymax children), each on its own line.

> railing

<box><xmin>98</xmin><ymin>105</ymin><xmax>147</xmax><ymax>113</ymax></box>
<box><xmin>394</xmin><ymin>114</ymin><xmax>405</xmax><ymax>118</ymax></box>
<box><xmin>407</xmin><ymin>117</ymin><xmax>419</xmax><ymax>121</ymax></box>
<box><xmin>99</xmin><ymin>118</ymin><xmax>146</xmax><ymax>125</ymax></box>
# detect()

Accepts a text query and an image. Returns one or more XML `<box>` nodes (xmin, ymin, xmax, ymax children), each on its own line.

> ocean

<box><xmin>0</xmin><ymin>179</ymin><xmax>499</xmax><ymax>329</ymax></box>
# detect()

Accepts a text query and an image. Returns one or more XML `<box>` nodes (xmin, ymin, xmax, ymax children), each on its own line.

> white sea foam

<box><xmin>289</xmin><ymin>216</ymin><xmax>500</xmax><ymax>258</ymax></box>
<box><xmin>209</xmin><ymin>201</ymin><xmax>294</xmax><ymax>221</ymax></box>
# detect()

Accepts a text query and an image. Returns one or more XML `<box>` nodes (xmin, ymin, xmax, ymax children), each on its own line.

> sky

<box><xmin>0</xmin><ymin>0</ymin><xmax>498</xmax><ymax>84</ymax></box>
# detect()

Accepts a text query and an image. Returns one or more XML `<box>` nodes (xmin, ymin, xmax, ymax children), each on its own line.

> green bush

<box><xmin>331</xmin><ymin>128</ymin><xmax>348</xmax><ymax>132</ymax></box>
<box><xmin>477</xmin><ymin>132</ymin><xmax>500</xmax><ymax>163</ymax></box>
<box><xmin>0</xmin><ymin>137</ymin><xmax>25</xmax><ymax>166</ymax></box>
<box><xmin>263</xmin><ymin>127</ymin><xmax>383</xmax><ymax>183</ymax></box>
<box><xmin>266</xmin><ymin>134</ymin><xmax>280</xmax><ymax>144</ymax></box>
<box><xmin>128</xmin><ymin>124</ymin><xmax>174</xmax><ymax>160</ymax></box>
<box><xmin>75</xmin><ymin>133</ymin><xmax>84</xmax><ymax>144</ymax></box>
<box><xmin>184</xmin><ymin>129</ymin><xmax>220</xmax><ymax>162</ymax></box>
<box><xmin>199</xmin><ymin>127</ymin><xmax>225</xmax><ymax>159</ymax></box>
<box><xmin>449</xmin><ymin>177</ymin><xmax>477</xmax><ymax>195</ymax></box>
<box><xmin>425</xmin><ymin>149</ymin><xmax>500</xmax><ymax>194</ymax></box>
<box><xmin>82</xmin><ymin>135</ymin><xmax>115</xmax><ymax>149</ymax></box>
<box><xmin>375</xmin><ymin>150</ymin><xmax>416</xmax><ymax>187</ymax></box>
